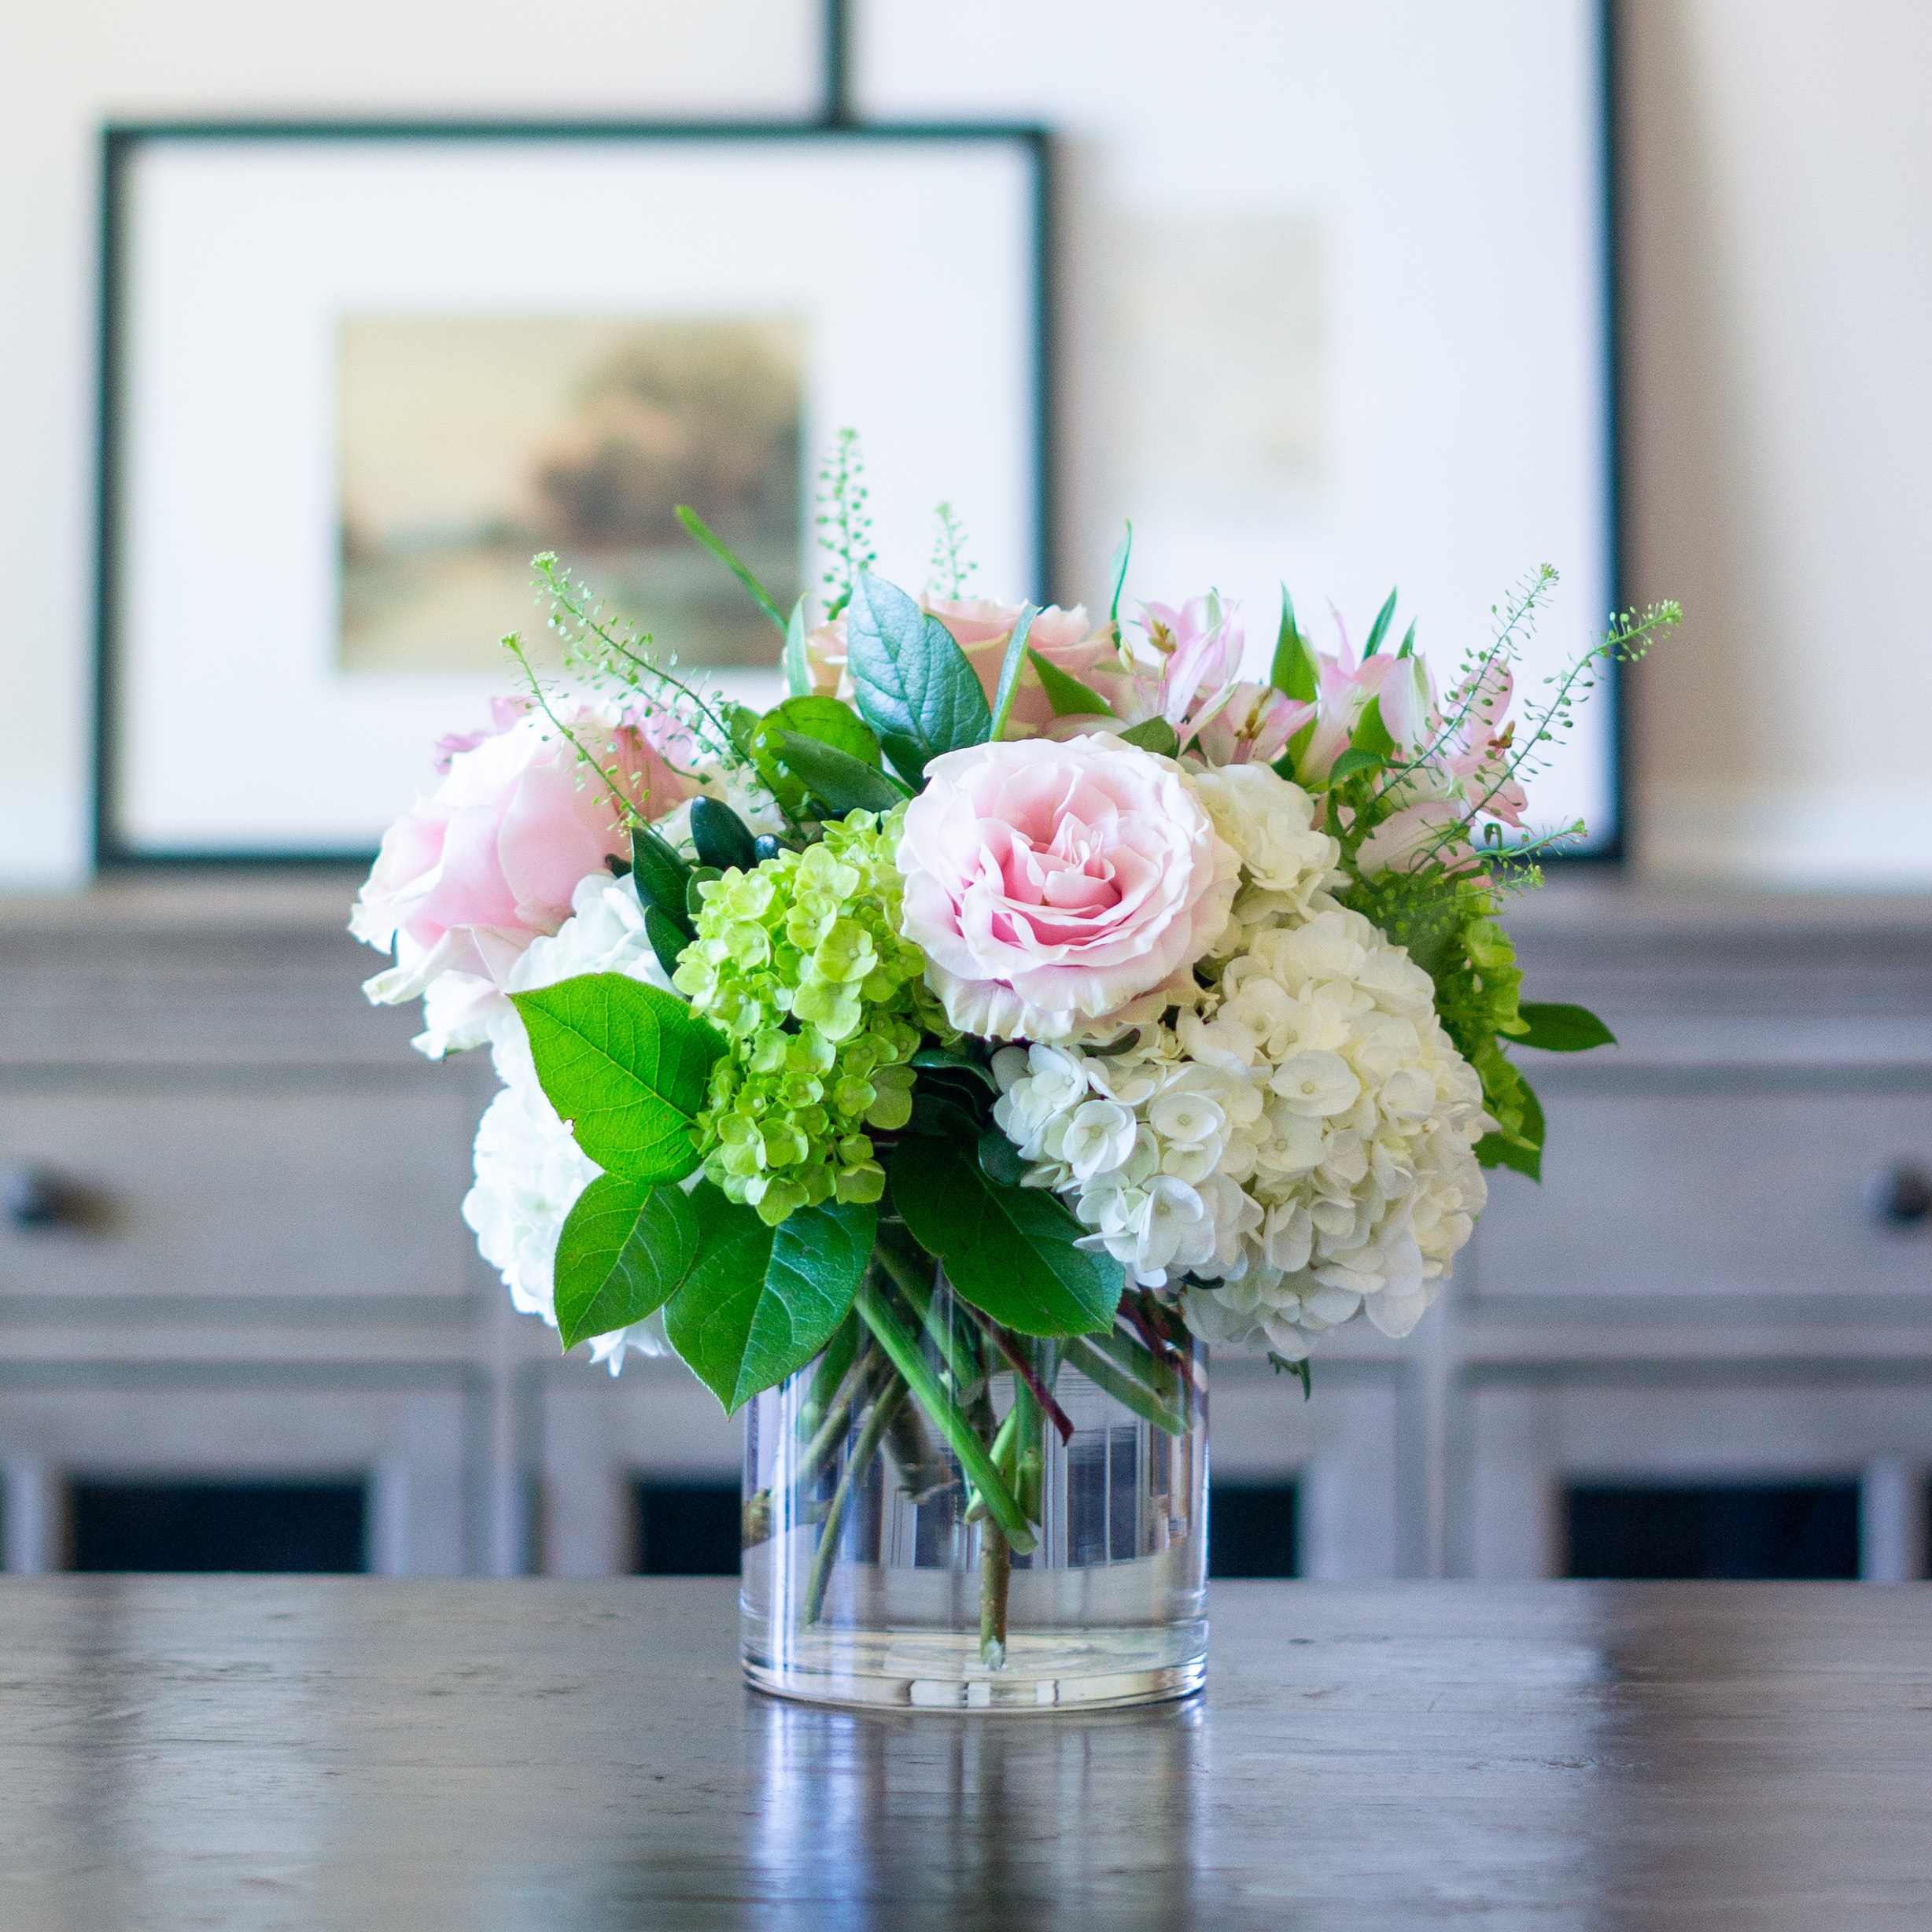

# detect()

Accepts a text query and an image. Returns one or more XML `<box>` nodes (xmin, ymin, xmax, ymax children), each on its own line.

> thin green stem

<box><xmin>853</xmin><ymin>1275</ymin><xmax>1036</xmax><ymax>1554</ymax></box>
<box><xmin>798</xmin><ymin>1342</ymin><xmax>886</xmax><ymax>1484</ymax></box>
<box><xmin>803</xmin><ymin>1373</ymin><xmax>908</xmax><ymax>1627</ymax></box>
<box><xmin>1063</xmin><ymin>1334</ymin><xmax>1192</xmax><ymax>1438</ymax></box>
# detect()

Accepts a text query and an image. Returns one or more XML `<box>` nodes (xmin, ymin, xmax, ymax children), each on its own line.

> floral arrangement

<box><xmin>353</xmin><ymin>437</ymin><xmax>1675</xmax><ymax>1634</ymax></box>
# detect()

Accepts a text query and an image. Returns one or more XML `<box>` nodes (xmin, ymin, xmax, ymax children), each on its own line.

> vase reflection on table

<box><xmin>742</xmin><ymin>1262</ymin><xmax>1208</xmax><ymax>1711</ymax></box>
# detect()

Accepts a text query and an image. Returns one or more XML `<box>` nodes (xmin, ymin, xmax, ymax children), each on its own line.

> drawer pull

<box><xmin>1865</xmin><ymin>1162</ymin><xmax>1932</xmax><ymax>1228</ymax></box>
<box><xmin>3</xmin><ymin>1167</ymin><xmax>79</xmax><ymax>1230</ymax></box>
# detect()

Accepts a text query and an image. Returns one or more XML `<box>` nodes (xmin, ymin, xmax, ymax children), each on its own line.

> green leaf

<box><xmin>554</xmin><ymin>1175</ymin><xmax>700</xmax><ymax>1351</ymax></box>
<box><xmin>890</xmin><ymin>1138</ymin><xmax>1123</xmax><ymax>1337</ymax></box>
<box><xmin>775</xmin><ymin>731</ymin><xmax>908</xmax><ymax>817</ymax></box>
<box><xmin>664</xmin><ymin>1190</ymin><xmax>877</xmax><ymax>1412</ymax></box>
<box><xmin>1118</xmin><ymin>716</ymin><xmax>1180</xmax><ymax>757</ymax></box>
<box><xmin>877</xmin><ymin>731</ymin><xmax>934</xmax><ymax>790</ymax></box>
<box><xmin>685</xmin><ymin>865</ymin><xmax>722</xmax><ymax>920</ymax></box>
<box><xmin>1396</xmin><ymin>619</ymin><xmax>1418</xmax><ymax>658</ymax></box>
<box><xmin>1270</xmin><ymin>586</ymin><xmax>1318</xmax><ymax>702</ymax></box>
<box><xmin>642</xmin><ymin>903</ymin><xmax>691</xmax><ymax>980</ymax></box>
<box><xmin>758</xmin><ymin>695</ymin><xmax>880</xmax><ymax>765</ymax></box>
<box><xmin>782</xmin><ymin>595</ymin><xmax>812</xmax><ymax>698</ymax></box>
<box><xmin>976</xmin><ymin>1127</ymin><xmax>1027</xmax><ymax>1189</ymax></box>
<box><xmin>1514</xmin><ymin>1002</ymin><xmax>1618</xmax><ymax>1053</ymax></box>
<box><xmin>630</xmin><ymin>827</ymin><xmax>695</xmax><ymax>935</ymax></box>
<box><xmin>675</xmin><ymin>504</ymin><xmax>786</xmax><ymax>632</ymax></box>
<box><xmin>843</xmin><ymin>572</ymin><xmax>991</xmax><ymax>770</ymax></box>
<box><xmin>1326</xmin><ymin>745</ymin><xmax>1387</xmax><ymax>783</ymax></box>
<box><xmin>1350</xmin><ymin>695</ymin><xmax>1396</xmax><ymax>758</ymax></box>
<box><xmin>1106</xmin><ymin>521</ymin><xmax>1133</xmax><ymax>625</ymax></box>
<box><xmin>1476</xmin><ymin>1078</ymin><xmax>1545</xmax><ymax>1181</ymax></box>
<box><xmin>986</xmin><ymin>604</ymin><xmax>1039</xmax><ymax>743</ymax></box>
<box><xmin>511</xmin><ymin>975</ymin><xmax>723</xmax><ymax>1184</ymax></box>
<box><xmin>1362</xmin><ymin>585</ymin><xmax>1399</xmax><ymax>657</ymax></box>
<box><xmin>1027</xmin><ymin>647</ymin><xmax>1113</xmax><ymax>718</ymax></box>
<box><xmin>689</xmin><ymin>796</ymin><xmax>758</xmax><ymax>873</ymax></box>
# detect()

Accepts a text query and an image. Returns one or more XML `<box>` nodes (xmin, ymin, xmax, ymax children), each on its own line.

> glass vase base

<box><xmin>741</xmin><ymin>1620</ymin><xmax>1208</xmax><ymax>1713</ymax></box>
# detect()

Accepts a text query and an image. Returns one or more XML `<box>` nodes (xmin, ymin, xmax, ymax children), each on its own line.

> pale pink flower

<box><xmin>352</xmin><ymin>701</ymin><xmax>699</xmax><ymax>1012</ymax></box>
<box><xmin>895</xmin><ymin>734</ymin><xmax>1241</xmax><ymax>1042</ymax></box>
<box><xmin>923</xmin><ymin>596</ymin><xmax>1114</xmax><ymax>736</ymax></box>
<box><xmin>1188</xmin><ymin>682</ymin><xmax>1315</xmax><ymax>767</ymax></box>
<box><xmin>1045</xmin><ymin>597</ymin><xmax>1249</xmax><ymax>754</ymax></box>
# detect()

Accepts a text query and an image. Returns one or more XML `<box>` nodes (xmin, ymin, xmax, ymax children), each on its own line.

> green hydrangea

<box><xmin>671</xmin><ymin>807</ymin><xmax>948</xmax><ymax>1226</ymax></box>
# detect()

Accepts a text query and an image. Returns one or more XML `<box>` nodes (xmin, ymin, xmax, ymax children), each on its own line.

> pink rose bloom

<box><xmin>923</xmin><ymin>597</ymin><xmax>1117</xmax><ymax>737</ymax></box>
<box><xmin>896</xmin><ymin>734</ymin><xmax>1241</xmax><ymax>1042</ymax></box>
<box><xmin>351</xmin><ymin>700</ymin><xmax>699</xmax><ymax>1040</ymax></box>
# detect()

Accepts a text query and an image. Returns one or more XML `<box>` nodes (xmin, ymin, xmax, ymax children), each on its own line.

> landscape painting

<box><xmin>338</xmin><ymin>315</ymin><xmax>804</xmax><ymax>675</ymax></box>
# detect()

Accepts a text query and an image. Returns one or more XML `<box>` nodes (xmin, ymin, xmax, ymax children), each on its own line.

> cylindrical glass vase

<box><xmin>740</xmin><ymin>1252</ymin><xmax>1208</xmax><ymax>1712</ymax></box>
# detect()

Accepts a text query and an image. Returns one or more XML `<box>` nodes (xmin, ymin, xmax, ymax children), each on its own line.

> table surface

<box><xmin>1</xmin><ymin>1579</ymin><xmax>1928</xmax><ymax>1930</ymax></box>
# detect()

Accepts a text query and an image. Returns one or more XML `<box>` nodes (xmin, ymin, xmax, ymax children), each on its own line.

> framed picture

<box><xmin>96</xmin><ymin>122</ymin><xmax>1049</xmax><ymax>862</ymax></box>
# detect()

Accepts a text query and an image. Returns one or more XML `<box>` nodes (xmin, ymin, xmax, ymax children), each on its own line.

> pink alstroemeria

<box><xmin>1189</xmin><ymin>682</ymin><xmax>1315</xmax><ymax>766</ymax></box>
<box><xmin>1048</xmin><ymin>596</ymin><xmax>1248</xmax><ymax>753</ymax></box>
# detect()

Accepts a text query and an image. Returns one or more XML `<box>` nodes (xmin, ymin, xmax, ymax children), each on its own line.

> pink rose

<box><xmin>352</xmin><ymin>700</ymin><xmax>698</xmax><ymax>1012</ymax></box>
<box><xmin>896</xmin><ymin>734</ymin><xmax>1240</xmax><ymax>1042</ymax></box>
<box><xmin>924</xmin><ymin>596</ymin><xmax>1117</xmax><ymax>737</ymax></box>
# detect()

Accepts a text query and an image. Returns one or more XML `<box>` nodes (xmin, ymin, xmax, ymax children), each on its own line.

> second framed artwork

<box><xmin>98</xmin><ymin>124</ymin><xmax>1049</xmax><ymax>861</ymax></box>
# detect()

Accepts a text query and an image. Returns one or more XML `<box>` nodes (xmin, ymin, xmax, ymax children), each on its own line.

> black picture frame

<box><xmin>93</xmin><ymin>114</ymin><xmax>1056</xmax><ymax>868</ymax></box>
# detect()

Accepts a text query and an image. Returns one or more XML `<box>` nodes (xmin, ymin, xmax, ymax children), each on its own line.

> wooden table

<box><xmin>1</xmin><ymin>1577</ymin><xmax>1927</xmax><ymax>1928</ymax></box>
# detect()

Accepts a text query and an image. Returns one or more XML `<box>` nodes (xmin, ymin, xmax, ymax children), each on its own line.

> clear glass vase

<box><xmin>740</xmin><ymin>1245</ymin><xmax>1208</xmax><ymax>1712</ymax></box>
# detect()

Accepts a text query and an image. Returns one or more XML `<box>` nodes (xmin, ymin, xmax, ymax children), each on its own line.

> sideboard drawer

<box><xmin>1471</xmin><ymin>1083</ymin><xmax>1932</xmax><ymax>1302</ymax></box>
<box><xmin>0</xmin><ymin>1081</ymin><xmax>477</xmax><ymax>1300</ymax></box>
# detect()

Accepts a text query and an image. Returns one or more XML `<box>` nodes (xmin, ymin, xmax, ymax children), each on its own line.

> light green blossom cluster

<box><xmin>672</xmin><ymin>808</ymin><xmax>946</xmax><ymax>1225</ymax></box>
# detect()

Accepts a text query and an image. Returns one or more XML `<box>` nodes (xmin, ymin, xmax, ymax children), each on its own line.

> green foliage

<box><xmin>816</xmin><ymin>429</ymin><xmax>875</xmax><ymax>620</ymax></box>
<box><xmin>843</xmin><ymin>572</ymin><xmax>992</xmax><ymax>782</ymax></box>
<box><xmin>774</xmin><ymin>732</ymin><xmax>907</xmax><ymax>817</ymax></box>
<box><xmin>929</xmin><ymin>501</ymin><xmax>977</xmax><ymax>601</ymax></box>
<box><xmin>664</xmin><ymin>1190</ymin><xmax>877</xmax><ymax>1411</ymax></box>
<box><xmin>1106</xmin><ymin>522</ymin><xmax>1133</xmax><ymax>626</ymax></box>
<box><xmin>749</xmin><ymin>695</ymin><xmax>882</xmax><ymax>816</ymax></box>
<box><xmin>672</xmin><ymin>809</ymin><xmax>948</xmax><ymax>1225</ymax></box>
<box><xmin>986</xmin><ymin>606</ymin><xmax>1038</xmax><ymax>743</ymax></box>
<box><xmin>511</xmin><ymin>975</ymin><xmax>724</xmax><ymax>1185</ymax></box>
<box><xmin>1270</xmin><ymin>587</ymin><xmax>1318</xmax><ymax>702</ymax></box>
<box><xmin>1362</xmin><ymin>585</ymin><xmax>1399</xmax><ymax>656</ymax></box>
<box><xmin>889</xmin><ymin>1137</ymin><xmax>1124</xmax><ymax>1337</ymax></box>
<box><xmin>630</xmin><ymin>826</ymin><xmax>695</xmax><ymax>940</ymax></box>
<box><xmin>1118</xmin><ymin>716</ymin><xmax>1180</xmax><ymax>757</ymax></box>
<box><xmin>553</xmin><ymin>1175</ymin><xmax>699</xmax><ymax>1351</ymax></box>
<box><xmin>1475</xmin><ymin>1075</ymin><xmax>1544</xmax><ymax>1181</ymax></box>
<box><xmin>782</xmin><ymin>596</ymin><xmax>813</xmax><ymax>698</ymax></box>
<box><xmin>1027</xmin><ymin>648</ymin><xmax>1112</xmax><ymax>718</ymax></box>
<box><xmin>674</xmin><ymin>504</ymin><xmax>787</xmax><ymax>632</ymax></box>
<box><xmin>1514</xmin><ymin>1002</ymin><xmax>1617</xmax><ymax>1053</ymax></box>
<box><xmin>689</xmin><ymin>796</ymin><xmax>758</xmax><ymax>873</ymax></box>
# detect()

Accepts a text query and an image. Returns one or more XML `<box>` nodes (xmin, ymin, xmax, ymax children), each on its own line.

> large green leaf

<box><xmin>775</xmin><ymin>732</ymin><xmax>908</xmax><ymax>817</ymax></box>
<box><xmin>553</xmin><ymin>1175</ymin><xmax>700</xmax><ymax>1351</ymax></box>
<box><xmin>890</xmin><ymin>1138</ymin><xmax>1123</xmax><ymax>1336</ymax></box>
<box><xmin>665</xmin><ymin>1190</ymin><xmax>878</xmax><ymax>1412</ymax></box>
<box><xmin>843</xmin><ymin>572</ymin><xmax>991</xmax><ymax>774</ymax></box>
<box><xmin>1514</xmin><ymin>1002</ymin><xmax>1618</xmax><ymax>1053</ymax></box>
<box><xmin>512</xmin><ymin>975</ymin><xmax>723</xmax><ymax>1183</ymax></box>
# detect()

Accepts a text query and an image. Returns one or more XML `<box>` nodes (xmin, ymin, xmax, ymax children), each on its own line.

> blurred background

<box><xmin>0</xmin><ymin>1</ymin><xmax>1926</xmax><ymax>1583</ymax></box>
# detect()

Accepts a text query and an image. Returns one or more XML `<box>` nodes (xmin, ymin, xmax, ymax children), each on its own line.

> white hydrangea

<box><xmin>462</xmin><ymin>869</ymin><xmax>679</xmax><ymax>1374</ymax></box>
<box><xmin>990</xmin><ymin>765</ymin><xmax>1489</xmax><ymax>1362</ymax></box>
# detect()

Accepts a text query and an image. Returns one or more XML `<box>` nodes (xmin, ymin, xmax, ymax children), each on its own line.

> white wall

<box><xmin>0</xmin><ymin>0</ymin><xmax>819</xmax><ymax>888</ymax></box>
<box><xmin>1621</xmin><ymin>0</ymin><xmax>1932</xmax><ymax>884</ymax></box>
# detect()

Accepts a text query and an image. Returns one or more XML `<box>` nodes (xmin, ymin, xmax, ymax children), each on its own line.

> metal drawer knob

<box><xmin>1865</xmin><ymin>1162</ymin><xmax>1932</xmax><ymax>1227</ymax></box>
<box><xmin>3</xmin><ymin>1167</ymin><xmax>76</xmax><ymax>1230</ymax></box>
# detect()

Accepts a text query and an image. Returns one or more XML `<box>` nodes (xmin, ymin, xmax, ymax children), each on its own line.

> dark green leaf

<box><xmin>554</xmin><ymin>1175</ymin><xmax>701</xmax><ymax>1351</ymax></box>
<box><xmin>1267</xmin><ymin>1351</ymin><xmax>1313</xmax><ymax>1399</ymax></box>
<box><xmin>675</xmin><ymin>504</ymin><xmax>787</xmax><ymax>632</ymax></box>
<box><xmin>689</xmin><ymin>796</ymin><xmax>758</xmax><ymax>873</ymax></box>
<box><xmin>911</xmin><ymin>1046</ymin><xmax>997</xmax><ymax>1089</ymax></box>
<box><xmin>757</xmin><ymin>694</ymin><xmax>880</xmax><ymax>765</ymax></box>
<box><xmin>630</xmin><ymin>827</ymin><xmax>694</xmax><ymax>934</ymax></box>
<box><xmin>1106</xmin><ymin>522</ymin><xmax>1133</xmax><ymax>625</ymax></box>
<box><xmin>782</xmin><ymin>595</ymin><xmax>812</xmax><ymax>698</ymax></box>
<box><xmin>1270</xmin><ymin>586</ymin><xmax>1318</xmax><ymax>702</ymax></box>
<box><xmin>1028</xmin><ymin>647</ymin><xmax>1113</xmax><ymax>717</ymax></box>
<box><xmin>1514</xmin><ymin>1002</ymin><xmax>1618</xmax><ymax>1053</ymax></box>
<box><xmin>1327</xmin><ymin>745</ymin><xmax>1387</xmax><ymax>783</ymax></box>
<box><xmin>1119</xmin><ymin>717</ymin><xmax>1180</xmax><ymax>757</ymax></box>
<box><xmin>1475</xmin><ymin>1078</ymin><xmax>1545</xmax><ymax>1181</ymax></box>
<box><xmin>877</xmin><ymin>731</ymin><xmax>933</xmax><ymax>790</ymax></box>
<box><xmin>664</xmin><ymin>1190</ymin><xmax>877</xmax><ymax>1412</ymax></box>
<box><xmin>977</xmin><ymin>1128</ymin><xmax>1027</xmax><ymax>1189</ymax></box>
<box><xmin>890</xmin><ymin>1138</ymin><xmax>1123</xmax><ymax>1337</ymax></box>
<box><xmin>986</xmin><ymin>604</ymin><xmax>1038</xmax><ymax>743</ymax></box>
<box><xmin>511</xmin><ymin>975</ymin><xmax>723</xmax><ymax>1184</ymax></box>
<box><xmin>642</xmin><ymin>903</ymin><xmax>691</xmax><ymax>980</ymax></box>
<box><xmin>907</xmin><ymin>1091</ymin><xmax>983</xmax><ymax>1141</ymax></box>
<box><xmin>775</xmin><ymin>731</ymin><xmax>908</xmax><ymax>817</ymax></box>
<box><xmin>685</xmin><ymin>866</ymin><xmax>722</xmax><ymax>920</ymax></box>
<box><xmin>843</xmin><ymin>572</ymin><xmax>992</xmax><ymax>768</ymax></box>
<box><xmin>1396</xmin><ymin>619</ymin><xmax>1418</xmax><ymax>659</ymax></box>
<box><xmin>1362</xmin><ymin>585</ymin><xmax>1399</xmax><ymax>657</ymax></box>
